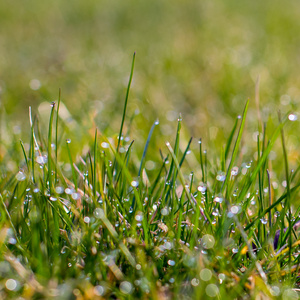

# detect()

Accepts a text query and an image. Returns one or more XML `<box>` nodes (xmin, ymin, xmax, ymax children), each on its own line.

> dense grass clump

<box><xmin>1</xmin><ymin>56</ymin><xmax>300</xmax><ymax>299</ymax></box>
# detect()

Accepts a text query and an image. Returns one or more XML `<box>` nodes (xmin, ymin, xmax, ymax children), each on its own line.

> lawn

<box><xmin>1</xmin><ymin>1</ymin><xmax>300</xmax><ymax>299</ymax></box>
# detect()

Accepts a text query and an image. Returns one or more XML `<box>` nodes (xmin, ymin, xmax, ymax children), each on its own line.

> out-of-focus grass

<box><xmin>1</xmin><ymin>0</ymin><xmax>300</xmax><ymax>138</ymax></box>
<box><xmin>1</xmin><ymin>0</ymin><xmax>300</xmax><ymax>181</ymax></box>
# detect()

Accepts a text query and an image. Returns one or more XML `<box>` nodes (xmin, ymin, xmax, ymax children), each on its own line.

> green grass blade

<box><xmin>221</xmin><ymin>99</ymin><xmax>249</xmax><ymax>193</ymax></box>
<box><xmin>116</xmin><ymin>52</ymin><xmax>136</xmax><ymax>155</ymax></box>
<box><xmin>47</xmin><ymin>102</ymin><xmax>55</xmax><ymax>194</ymax></box>
<box><xmin>55</xmin><ymin>89</ymin><xmax>61</xmax><ymax>185</ymax></box>
<box><xmin>138</xmin><ymin>120</ymin><xmax>158</xmax><ymax>177</ymax></box>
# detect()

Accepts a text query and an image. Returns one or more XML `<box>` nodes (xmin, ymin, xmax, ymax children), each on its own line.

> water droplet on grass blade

<box><xmin>200</xmin><ymin>269</ymin><xmax>212</xmax><ymax>281</ymax></box>
<box><xmin>269</xmin><ymin>286</ymin><xmax>280</xmax><ymax>296</ymax></box>
<box><xmin>201</xmin><ymin>234</ymin><xmax>215</xmax><ymax>249</ymax></box>
<box><xmin>36</xmin><ymin>155</ymin><xmax>47</xmax><ymax>165</ymax></box>
<box><xmin>65</xmin><ymin>188</ymin><xmax>73</xmax><ymax>194</ymax></box>
<box><xmin>101</xmin><ymin>142</ymin><xmax>109</xmax><ymax>149</ymax></box>
<box><xmin>16</xmin><ymin>171</ymin><xmax>26</xmax><ymax>181</ymax></box>
<box><xmin>55</xmin><ymin>186</ymin><xmax>64</xmax><ymax>194</ymax></box>
<box><xmin>230</xmin><ymin>206</ymin><xmax>239</xmax><ymax>214</ymax></box>
<box><xmin>218</xmin><ymin>273</ymin><xmax>225</xmax><ymax>284</ymax></box>
<box><xmin>8</xmin><ymin>238</ymin><xmax>16</xmax><ymax>245</ymax></box>
<box><xmin>214</xmin><ymin>194</ymin><xmax>223</xmax><ymax>203</ymax></box>
<box><xmin>197</xmin><ymin>182</ymin><xmax>207</xmax><ymax>193</ymax></box>
<box><xmin>94</xmin><ymin>208</ymin><xmax>105</xmax><ymax>219</ymax></box>
<box><xmin>5</xmin><ymin>279</ymin><xmax>18</xmax><ymax>291</ymax></box>
<box><xmin>135</xmin><ymin>211</ymin><xmax>143</xmax><ymax>222</ymax></box>
<box><xmin>84</xmin><ymin>216</ymin><xmax>90</xmax><ymax>223</ymax></box>
<box><xmin>216</xmin><ymin>171</ymin><xmax>226</xmax><ymax>181</ymax></box>
<box><xmin>120</xmin><ymin>281</ymin><xmax>133</xmax><ymax>294</ymax></box>
<box><xmin>161</xmin><ymin>207</ymin><xmax>169</xmax><ymax>216</ymax></box>
<box><xmin>66</xmin><ymin>139</ymin><xmax>71</xmax><ymax>144</ymax></box>
<box><xmin>71</xmin><ymin>193</ymin><xmax>80</xmax><ymax>200</ymax></box>
<box><xmin>231</xmin><ymin>166</ymin><xmax>239</xmax><ymax>176</ymax></box>
<box><xmin>191</xmin><ymin>278</ymin><xmax>200</xmax><ymax>286</ymax></box>
<box><xmin>131</xmin><ymin>181</ymin><xmax>138</xmax><ymax>187</ymax></box>
<box><xmin>94</xmin><ymin>285</ymin><xmax>105</xmax><ymax>296</ymax></box>
<box><xmin>260</xmin><ymin>218</ymin><xmax>268</xmax><ymax>225</ymax></box>
<box><xmin>167</xmin><ymin>260</ymin><xmax>175</xmax><ymax>266</ymax></box>
<box><xmin>288</xmin><ymin>113</ymin><xmax>297</xmax><ymax>121</ymax></box>
<box><xmin>50</xmin><ymin>197</ymin><xmax>57</xmax><ymax>201</ymax></box>
<box><xmin>206</xmin><ymin>284</ymin><xmax>219</xmax><ymax>297</ymax></box>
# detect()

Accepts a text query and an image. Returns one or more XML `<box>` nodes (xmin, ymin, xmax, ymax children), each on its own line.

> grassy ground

<box><xmin>1</xmin><ymin>1</ymin><xmax>300</xmax><ymax>299</ymax></box>
<box><xmin>0</xmin><ymin>54</ymin><xmax>300</xmax><ymax>299</ymax></box>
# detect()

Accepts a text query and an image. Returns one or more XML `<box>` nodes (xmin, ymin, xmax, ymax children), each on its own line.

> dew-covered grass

<box><xmin>0</xmin><ymin>54</ymin><xmax>300</xmax><ymax>299</ymax></box>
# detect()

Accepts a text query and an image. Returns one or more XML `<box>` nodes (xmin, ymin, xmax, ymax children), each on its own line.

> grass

<box><xmin>0</xmin><ymin>56</ymin><xmax>300</xmax><ymax>299</ymax></box>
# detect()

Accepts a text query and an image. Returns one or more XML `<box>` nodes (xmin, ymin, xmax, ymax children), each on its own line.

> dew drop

<box><xmin>197</xmin><ymin>182</ymin><xmax>207</xmax><ymax>193</ymax></box>
<box><xmin>191</xmin><ymin>278</ymin><xmax>200</xmax><ymax>286</ymax></box>
<box><xmin>55</xmin><ymin>186</ymin><xmax>64</xmax><ymax>194</ymax></box>
<box><xmin>119</xmin><ymin>281</ymin><xmax>133</xmax><ymax>295</ymax></box>
<box><xmin>65</xmin><ymin>188</ymin><xmax>73</xmax><ymax>195</ymax></box>
<box><xmin>270</xmin><ymin>286</ymin><xmax>280</xmax><ymax>297</ymax></box>
<box><xmin>101</xmin><ymin>142</ymin><xmax>109</xmax><ymax>149</ymax></box>
<box><xmin>135</xmin><ymin>211</ymin><xmax>144</xmax><ymax>222</ymax></box>
<box><xmin>260</xmin><ymin>218</ymin><xmax>268</xmax><ymax>225</ymax></box>
<box><xmin>5</xmin><ymin>279</ymin><xmax>17</xmax><ymax>291</ymax></box>
<box><xmin>84</xmin><ymin>216</ymin><xmax>90</xmax><ymax>223</ymax></box>
<box><xmin>218</xmin><ymin>273</ymin><xmax>225</xmax><ymax>284</ymax></box>
<box><xmin>66</xmin><ymin>139</ymin><xmax>71</xmax><ymax>144</ymax></box>
<box><xmin>8</xmin><ymin>238</ymin><xmax>17</xmax><ymax>245</ymax></box>
<box><xmin>201</xmin><ymin>234</ymin><xmax>215</xmax><ymax>249</ymax></box>
<box><xmin>288</xmin><ymin>113</ymin><xmax>297</xmax><ymax>121</ymax></box>
<box><xmin>167</xmin><ymin>260</ymin><xmax>175</xmax><ymax>266</ymax></box>
<box><xmin>131</xmin><ymin>180</ymin><xmax>138</xmax><ymax>187</ymax></box>
<box><xmin>71</xmin><ymin>193</ymin><xmax>81</xmax><ymax>200</ymax></box>
<box><xmin>206</xmin><ymin>284</ymin><xmax>219</xmax><ymax>297</ymax></box>
<box><xmin>230</xmin><ymin>206</ymin><xmax>239</xmax><ymax>214</ymax></box>
<box><xmin>231</xmin><ymin>166</ymin><xmax>239</xmax><ymax>176</ymax></box>
<box><xmin>16</xmin><ymin>171</ymin><xmax>26</xmax><ymax>181</ymax></box>
<box><xmin>214</xmin><ymin>194</ymin><xmax>223</xmax><ymax>203</ymax></box>
<box><xmin>94</xmin><ymin>208</ymin><xmax>105</xmax><ymax>219</ymax></box>
<box><xmin>94</xmin><ymin>285</ymin><xmax>105</xmax><ymax>296</ymax></box>
<box><xmin>216</xmin><ymin>172</ymin><xmax>226</xmax><ymax>182</ymax></box>
<box><xmin>36</xmin><ymin>155</ymin><xmax>47</xmax><ymax>165</ymax></box>
<box><xmin>161</xmin><ymin>207</ymin><xmax>169</xmax><ymax>216</ymax></box>
<box><xmin>200</xmin><ymin>268</ymin><xmax>212</xmax><ymax>281</ymax></box>
<box><xmin>49</xmin><ymin>197</ymin><xmax>57</xmax><ymax>202</ymax></box>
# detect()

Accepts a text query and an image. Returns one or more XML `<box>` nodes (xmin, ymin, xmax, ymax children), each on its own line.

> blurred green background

<box><xmin>0</xmin><ymin>0</ymin><xmax>300</xmax><ymax>165</ymax></box>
